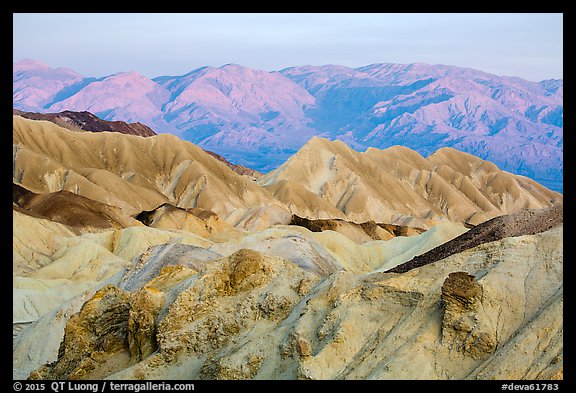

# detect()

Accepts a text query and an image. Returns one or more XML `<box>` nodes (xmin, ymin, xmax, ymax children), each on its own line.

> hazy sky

<box><xmin>13</xmin><ymin>13</ymin><xmax>563</xmax><ymax>82</ymax></box>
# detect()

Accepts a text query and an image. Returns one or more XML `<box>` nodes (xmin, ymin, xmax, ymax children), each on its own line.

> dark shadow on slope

<box><xmin>13</xmin><ymin>183</ymin><xmax>137</xmax><ymax>230</ymax></box>
<box><xmin>45</xmin><ymin>77</ymin><xmax>101</xmax><ymax>108</ymax></box>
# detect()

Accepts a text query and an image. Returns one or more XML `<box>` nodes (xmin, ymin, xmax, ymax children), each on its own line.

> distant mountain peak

<box><xmin>107</xmin><ymin>70</ymin><xmax>144</xmax><ymax>78</ymax></box>
<box><xmin>13</xmin><ymin>58</ymin><xmax>83</xmax><ymax>76</ymax></box>
<box><xmin>13</xmin><ymin>58</ymin><xmax>50</xmax><ymax>70</ymax></box>
<box><xmin>220</xmin><ymin>63</ymin><xmax>244</xmax><ymax>69</ymax></box>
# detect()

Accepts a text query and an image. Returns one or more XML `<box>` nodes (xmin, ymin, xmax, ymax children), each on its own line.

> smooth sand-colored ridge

<box><xmin>13</xmin><ymin>115</ymin><xmax>287</xmax><ymax>225</ymax></box>
<box><xmin>260</xmin><ymin>136</ymin><xmax>562</xmax><ymax>228</ymax></box>
<box><xmin>14</xmin><ymin>116</ymin><xmax>560</xmax><ymax>232</ymax></box>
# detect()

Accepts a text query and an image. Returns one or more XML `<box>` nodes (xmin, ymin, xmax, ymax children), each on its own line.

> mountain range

<box><xmin>13</xmin><ymin>59</ymin><xmax>563</xmax><ymax>192</ymax></box>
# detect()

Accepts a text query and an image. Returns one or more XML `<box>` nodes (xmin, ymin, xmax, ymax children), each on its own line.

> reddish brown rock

<box><xmin>14</xmin><ymin>109</ymin><xmax>157</xmax><ymax>137</ymax></box>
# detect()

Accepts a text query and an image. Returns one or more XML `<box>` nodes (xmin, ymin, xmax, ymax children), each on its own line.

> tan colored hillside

<box><xmin>13</xmin><ymin>115</ymin><xmax>287</xmax><ymax>224</ymax></box>
<box><xmin>260</xmin><ymin>137</ymin><xmax>562</xmax><ymax>228</ymax></box>
<box><xmin>14</xmin><ymin>183</ymin><xmax>143</xmax><ymax>231</ymax></box>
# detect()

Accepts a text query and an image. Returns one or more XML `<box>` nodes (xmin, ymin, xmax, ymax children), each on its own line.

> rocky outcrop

<box><xmin>154</xmin><ymin>249</ymin><xmax>303</xmax><ymax>362</ymax></box>
<box><xmin>29</xmin><ymin>285</ymin><xmax>132</xmax><ymax>380</ymax></box>
<box><xmin>28</xmin><ymin>284</ymin><xmax>167</xmax><ymax>380</ymax></box>
<box><xmin>441</xmin><ymin>272</ymin><xmax>496</xmax><ymax>359</ymax></box>
<box><xmin>27</xmin><ymin>249</ymin><xmax>322</xmax><ymax>379</ymax></box>
<box><xmin>127</xmin><ymin>287</ymin><xmax>165</xmax><ymax>363</ymax></box>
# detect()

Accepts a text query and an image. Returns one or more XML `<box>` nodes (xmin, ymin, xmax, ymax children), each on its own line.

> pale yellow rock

<box><xmin>17</xmin><ymin>225</ymin><xmax>561</xmax><ymax>380</ymax></box>
<box><xmin>109</xmin><ymin>226</ymin><xmax>212</xmax><ymax>262</ymax></box>
<box><xmin>14</xmin><ymin>240</ymin><xmax>128</xmax><ymax>325</ymax></box>
<box><xmin>209</xmin><ymin>222</ymin><xmax>468</xmax><ymax>274</ymax></box>
<box><xmin>13</xmin><ymin>210</ymin><xmax>77</xmax><ymax>275</ymax></box>
<box><xmin>13</xmin><ymin>224</ymin><xmax>211</xmax><ymax>349</ymax></box>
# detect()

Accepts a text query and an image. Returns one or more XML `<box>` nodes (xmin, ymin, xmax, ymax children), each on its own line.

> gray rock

<box><xmin>119</xmin><ymin>243</ymin><xmax>222</xmax><ymax>291</ymax></box>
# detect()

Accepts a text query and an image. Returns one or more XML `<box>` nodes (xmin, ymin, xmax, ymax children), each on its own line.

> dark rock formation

<box><xmin>385</xmin><ymin>204</ymin><xmax>563</xmax><ymax>274</ymax></box>
<box><xmin>14</xmin><ymin>109</ymin><xmax>157</xmax><ymax>137</ymax></box>
<box><xmin>289</xmin><ymin>214</ymin><xmax>425</xmax><ymax>240</ymax></box>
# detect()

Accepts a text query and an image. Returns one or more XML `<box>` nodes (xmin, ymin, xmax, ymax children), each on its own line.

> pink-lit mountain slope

<box><xmin>13</xmin><ymin>60</ymin><xmax>563</xmax><ymax>192</ymax></box>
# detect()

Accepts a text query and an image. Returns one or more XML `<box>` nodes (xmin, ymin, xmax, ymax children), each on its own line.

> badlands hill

<box><xmin>14</xmin><ymin>109</ymin><xmax>261</xmax><ymax>179</ymax></box>
<box><xmin>13</xmin><ymin>115</ymin><xmax>285</xmax><ymax>229</ymax></box>
<box><xmin>14</xmin><ymin>114</ymin><xmax>561</xmax><ymax>231</ymax></box>
<box><xmin>13</xmin><ymin>114</ymin><xmax>563</xmax><ymax>380</ymax></box>
<box><xmin>260</xmin><ymin>136</ymin><xmax>561</xmax><ymax>228</ymax></box>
